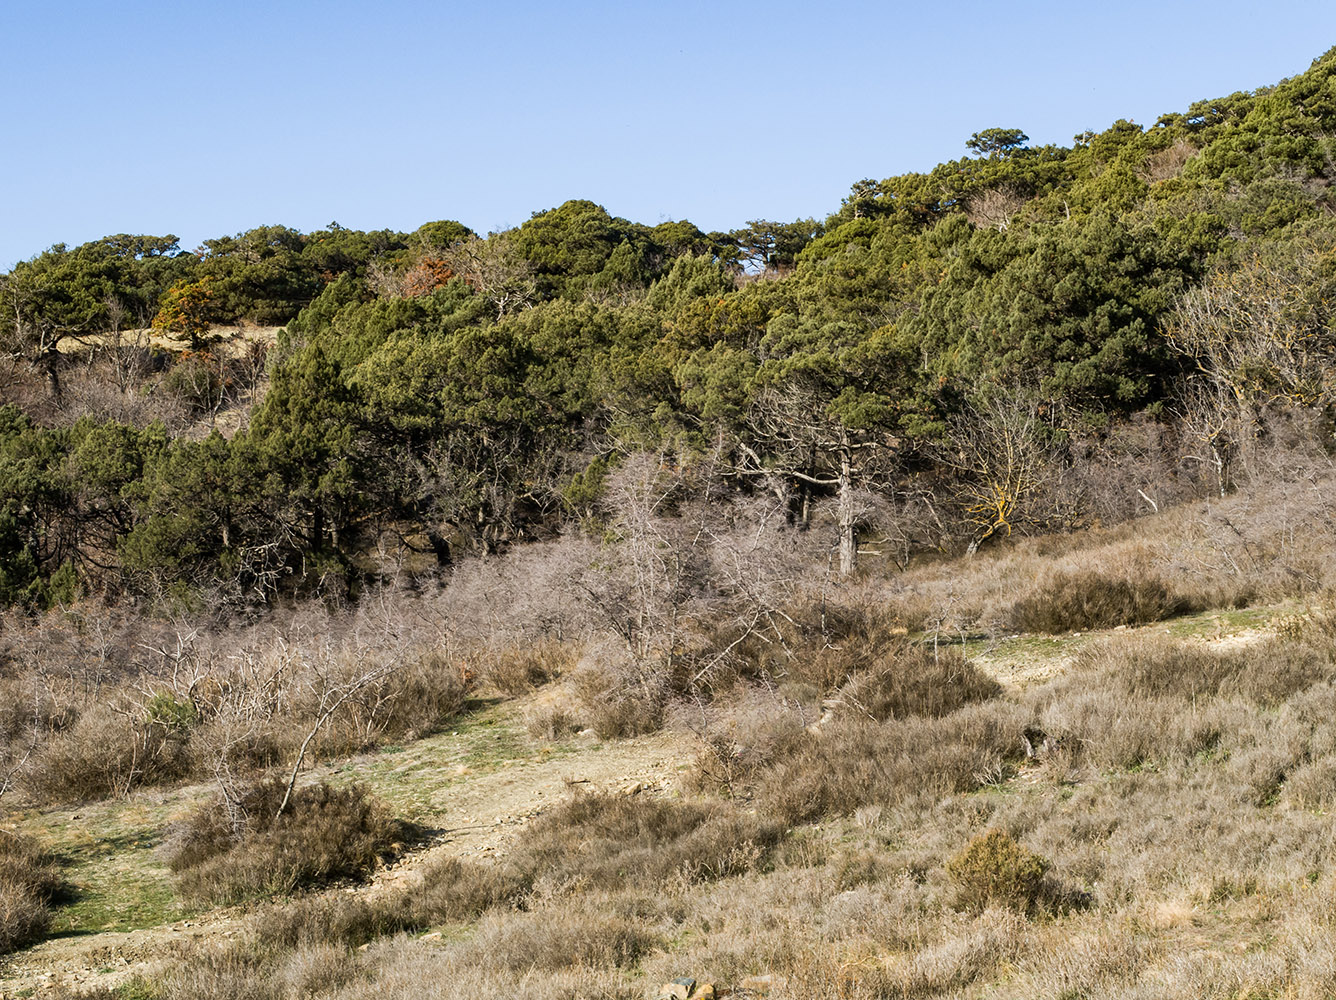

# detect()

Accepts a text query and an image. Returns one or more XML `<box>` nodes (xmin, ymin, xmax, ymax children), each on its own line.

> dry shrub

<box><xmin>466</xmin><ymin>904</ymin><xmax>660</xmax><ymax>971</ymax></box>
<box><xmin>760</xmin><ymin>701</ymin><xmax>1029</xmax><ymax>825</ymax></box>
<box><xmin>1142</xmin><ymin>139</ymin><xmax>1197</xmax><ymax>182</ymax></box>
<box><xmin>683</xmin><ymin>690</ymin><xmax>811</xmax><ymax>797</ymax></box>
<box><xmin>0</xmin><ymin>829</ymin><xmax>63</xmax><ymax>954</ymax></box>
<box><xmin>690</xmin><ymin>600</ymin><xmax>911</xmax><ymax>696</ymax></box>
<box><xmin>255</xmin><ymin>854</ymin><xmax>524</xmax><ymax>951</ymax></box>
<box><xmin>168</xmin><ymin>780</ymin><xmax>414</xmax><ymax>905</ymax></box>
<box><xmin>1284</xmin><ymin>756</ymin><xmax>1336</xmax><ymax>810</ymax></box>
<box><xmin>510</xmin><ymin>792</ymin><xmax>783</xmax><ymax>890</ymax></box>
<box><xmin>567</xmin><ymin>651</ymin><xmax>666</xmax><ymax>738</ymax></box>
<box><xmin>1008</xmin><ymin>570</ymin><xmax>1184</xmax><ymax>633</ymax></box>
<box><xmin>24</xmin><ymin>702</ymin><xmax>192</xmax><ymax>804</ymax></box>
<box><xmin>946</xmin><ymin>830</ymin><xmax>1050</xmax><ymax>914</ymax></box>
<box><xmin>483</xmin><ymin>640</ymin><xmax>578</xmax><ymax>697</ymax></box>
<box><xmin>337</xmin><ymin>650</ymin><xmax>469</xmax><ymax>744</ymax></box>
<box><xmin>835</xmin><ymin>646</ymin><xmax>1001</xmax><ymax>722</ymax></box>
<box><xmin>524</xmin><ymin>699</ymin><xmax>582</xmax><ymax>741</ymax></box>
<box><xmin>1037</xmin><ymin>687</ymin><xmax>1228</xmax><ymax>771</ymax></box>
<box><xmin>1076</xmin><ymin>632</ymin><xmax>1331</xmax><ymax>707</ymax></box>
<box><xmin>775</xmin><ymin>603</ymin><xmax>909</xmax><ymax>693</ymax></box>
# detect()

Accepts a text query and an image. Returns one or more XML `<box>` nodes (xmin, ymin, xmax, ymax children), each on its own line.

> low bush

<box><xmin>568</xmin><ymin>657</ymin><xmax>665</xmax><ymax>738</ymax></box>
<box><xmin>167</xmin><ymin>780</ymin><xmax>414</xmax><ymax>905</ymax></box>
<box><xmin>1008</xmin><ymin>571</ymin><xmax>1184</xmax><ymax>633</ymax></box>
<box><xmin>1071</xmin><ymin>632</ymin><xmax>1331</xmax><ymax>708</ymax></box>
<box><xmin>835</xmin><ymin>646</ymin><xmax>1001</xmax><ymax>722</ymax></box>
<box><xmin>484</xmin><ymin>640</ymin><xmax>578</xmax><ymax>697</ymax></box>
<box><xmin>759</xmin><ymin>701</ymin><xmax>1029</xmax><ymax>825</ymax></box>
<box><xmin>946</xmin><ymin>829</ymin><xmax>1050</xmax><ymax>914</ymax></box>
<box><xmin>466</xmin><ymin>905</ymin><xmax>661</xmax><ymax>971</ymax></box>
<box><xmin>24</xmin><ymin>703</ymin><xmax>193</xmax><ymax>804</ymax></box>
<box><xmin>511</xmin><ymin>792</ymin><xmax>783</xmax><ymax>890</ymax></box>
<box><xmin>0</xmin><ymin>829</ymin><xmax>64</xmax><ymax>954</ymax></box>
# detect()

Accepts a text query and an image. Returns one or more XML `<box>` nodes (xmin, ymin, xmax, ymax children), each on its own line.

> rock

<box><xmin>621</xmin><ymin>781</ymin><xmax>643</xmax><ymax>796</ymax></box>
<box><xmin>738</xmin><ymin>973</ymin><xmax>783</xmax><ymax>995</ymax></box>
<box><xmin>654</xmin><ymin>979</ymin><xmax>715</xmax><ymax>1000</ymax></box>
<box><xmin>421</xmin><ymin>931</ymin><xmax>442</xmax><ymax>941</ymax></box>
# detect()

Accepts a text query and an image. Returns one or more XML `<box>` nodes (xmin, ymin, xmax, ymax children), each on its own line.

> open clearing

<box><xmin>0</xmin><ymin>603</ymin><xmax>1288</xmax><ymax>997</ymax></box>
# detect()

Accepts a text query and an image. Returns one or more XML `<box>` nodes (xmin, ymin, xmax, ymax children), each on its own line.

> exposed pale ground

<box><xmin>54</xmin><ymin>325</ymin><xmax>283</xmax><ymax>359</ymax></box>
<box><xmin>0</xmin><ymin>606</ymin><xmax>1281</xmax><ymax>998</ymax></box>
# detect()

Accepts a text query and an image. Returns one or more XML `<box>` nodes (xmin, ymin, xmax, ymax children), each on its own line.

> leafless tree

<box><xmin>965</xmin><ymin>185</ymin><xmax>1028</xmax><ymax>232</ymax></box>
<box><xmin>741</xmin><ymin>383</ymin><xmax>897</xmax><ymax>577</ymax></box>
<box><xmin>441</xmin><ymin>232</ymin><xmax>537</xmax><ymax>317</ymax></box>
<box><xmin>938</xmin><ymin>386</ymin><xmax>1052</xmax><ymax>553</ymax></box>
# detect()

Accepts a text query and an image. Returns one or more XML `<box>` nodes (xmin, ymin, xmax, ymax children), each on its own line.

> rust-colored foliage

<box><xmin>401</xmin><ymin>256</ymin><xmax>455</xmax><ymax>297</ymax></box>
<box><xmin>152</xmin><ymin>277</ymin><xmax>213</xmax><ymax>348</ymax></box>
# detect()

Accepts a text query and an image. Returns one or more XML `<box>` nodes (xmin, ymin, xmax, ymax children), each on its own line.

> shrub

<box><xmin>167</xmin><ymin>780</ymin><xmax>414</xmax><ymax>905</ymax></box>
<box><xmin>568</xmin><ymin>657</ymin><xmax>665</xmax><ymax>738</ymax></box>
<box><xmin>510</xmin><ymin>792</ymin><xmax>783</xmax><ymax>890</ymax></box>
<box><xmin>835</xmin><ymin>646</ymin><xmax>1001</xmax><ymax>722</ymax></box>
<box><xmin>1075</xmin><ymin>632</ymin><xmax>1330</xmax><ymax>707</ymax></box>
<box><xmin>776</xmin><ymin>603</ymin><xmax>911</xmax><ymax>694</ymax></box>
<box><xmin>759</xmin><ymin>702</ymin><xmax>1029</xmax><ymax>825</ymax></box>
<box><xmin>467</xmin><ymin>905</ymin><xmax>660</xmax><ymax>971</ymax></box>
<box><xmin>1008</xmin><ymin>571</ymin><xmax>1183</xmax><ymax>633</ymax></box>
<box><xmin>484</xmin><ymin>640</ymin><xmax>578</xmax><ymax>697</ymax></box>
<box><xmin>0</xmin><ymin>829</ymin><xmax>63</xmax><ymax>954</ymax></box>
<box><xmin>356</xmin><ymin>650</ymin><xmax>469</xmax><ymax>741</ymax></box>
<box><xmin>24</xmin><ymin>703</ymin><xmax>192</xmax><ymax>804</ymax></box>
<box><xmin>946</xmin><ymin>829</ymin><xmax>1050</xmax><ymax>914</ymax></box>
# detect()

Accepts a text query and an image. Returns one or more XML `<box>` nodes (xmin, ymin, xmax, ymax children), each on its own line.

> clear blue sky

<box><xmin>3</xmin><ymin>0</ymin><xmax>1336</xmax><ymax>268</ymax></box>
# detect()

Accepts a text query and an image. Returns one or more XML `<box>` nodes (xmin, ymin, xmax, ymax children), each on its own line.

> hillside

<box><xmin>5</xmin><ymin>47</ymin><xmax>1336</xmax><ymax>1000</ymax></box>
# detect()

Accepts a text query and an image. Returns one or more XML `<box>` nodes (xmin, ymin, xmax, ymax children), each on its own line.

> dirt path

<box><xmin>0</xmin><ymin>715</ymin><xmax>696</xmax><ymax>998</ymax></box>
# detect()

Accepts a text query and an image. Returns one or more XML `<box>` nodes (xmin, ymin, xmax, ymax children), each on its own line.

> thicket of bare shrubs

<box><xmin>0</xmin><ymin>594</ymin><xmax>472</xmax><ymax>808</ymax></box>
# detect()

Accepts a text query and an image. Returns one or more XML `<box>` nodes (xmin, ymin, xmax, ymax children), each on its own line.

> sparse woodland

<box><xmin>6</xmin><ymin>48</ymin><xmax>1336</xmax><ymax>1000</ymax></box>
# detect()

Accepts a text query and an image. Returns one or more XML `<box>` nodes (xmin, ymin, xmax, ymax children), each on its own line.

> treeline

<box><xmin>6</xmin><ymin>49</ymin><xmax>1336</xmax><ymax>608</ymax></box>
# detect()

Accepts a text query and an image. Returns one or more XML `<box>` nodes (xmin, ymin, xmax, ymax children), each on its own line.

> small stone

<box><xmin>621</xmin><ymin>781</ymin><xmax>643</xmax><ymax>796</ymax></box>
<box><xmin>421</xmin><ymin>931</ymin><xmax>442</xmax><ymax>941</ymax></box>
<box><xmin>657</xmin><ymin>979</ymin><xmax>695</xmax><ymax>1000</ymax></box>
<box><xmin>738</xmin><ymin>974</ymin><xmax>783</xmax><ymax>995</ymax></box>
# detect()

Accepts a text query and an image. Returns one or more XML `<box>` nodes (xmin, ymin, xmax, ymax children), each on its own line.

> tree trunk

<box><xmin>837</xmin><ymin>446</ymin><xmax>856</xmax><ymax>578</ymax></box>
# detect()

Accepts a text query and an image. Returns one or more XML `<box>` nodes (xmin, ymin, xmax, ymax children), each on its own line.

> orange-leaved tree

<box><xmin>153</xmin><ymin>277</ymin><xmax>213</xmax><ymax>349</ymax></box>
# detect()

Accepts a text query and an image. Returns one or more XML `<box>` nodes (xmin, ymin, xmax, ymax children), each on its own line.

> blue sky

<box><xmin>3</xmin><ymin>1</ymin><xmax>1336</xmax><ymax>268</ymax></box>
